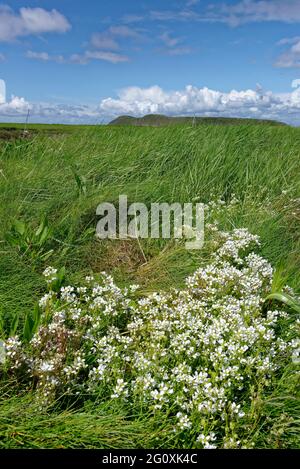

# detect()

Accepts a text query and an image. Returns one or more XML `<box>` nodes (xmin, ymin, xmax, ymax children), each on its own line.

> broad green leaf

<box><xmin>13</xmin><ymin>220</ymin><xmax>26</xmax><ymax>236</ymax></box>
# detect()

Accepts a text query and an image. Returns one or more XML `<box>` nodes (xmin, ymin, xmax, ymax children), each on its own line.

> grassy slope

<box><xmin>0</xmin><ymin>123</ymin><xmax>299</xmax><ymax>448</ymax></box>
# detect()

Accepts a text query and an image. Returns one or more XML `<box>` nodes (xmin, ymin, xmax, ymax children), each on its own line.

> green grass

<box><xmin>0</xmin><ymin>388</ymin><xmax>175</xmax><ymax>449</ymax></box>
<box><xmin>0</xmin><ymin>122</ymin><xmax>299</xmax><ymax>448</ymax></box>
<box><xmin>0</xmin><ymin>122</ymin><xmax>93</xmax><ymax>130</ymax></box>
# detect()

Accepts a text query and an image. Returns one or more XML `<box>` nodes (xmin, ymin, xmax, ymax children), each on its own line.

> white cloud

<box><xmin>85</xmin><ymin>50</ymin><xmax>129</xmax><ymax>63</ymax></box>
<box><xmin>149</xmin><ymin>1</ymin><xmax>300</xmax><ymax>26</ymax></box>
<box><xmin>0</xmin><ymin>96</ymin><xmax>30</xmax><ymax>116</ymax></box>
<box><xmin>24</xmin><ymin>24</ymin><xmax>142</xmax><ymax>66</ymax></box>
<box><xmin>30</xmin><ymin>102</ymin><xmax>100</xmax><ymax>122</ymax></box>
<box><xmin>0</xmin><ymin>6</ymin><xmax>71</xmax><ymax>42</ymax></box>
<box><xmin>26</xmin><ymin>50</ymin><xmax>65</xmax><ymax>63</ymax></box>
<box><xmin>121</xmin><ymin>14</ymin><xmax>144</xmax><ymax>24</ymax></box>
<box><xmin>90</xmin><ymin>25</ymin><xmax>142</xmax><ymax>49</ymax></box>
<box><xmin>19</xmin><ymin>7</ymin><xmax>70</xmax><ymax>33</ymax></box>
<box><xmin>159</xmin><ymin>32</ymin><xmax>181</xmax><ymax>48</ymax></box>
<box><xmin>26</xmin><ymin>51</ymin><xmax>51</xmax><ymax>61</ymax></box>
<box><xmin>108</xmin><ymin>25</ymin><xmax>142</xmax><ymax>39</ymax></box>
<box><xmin>0</xmin><ymin>79</ymin><xmax>32</xmax><ymax>116</ymax></box>
<box><xmin>158</xmin><ymin>31</ymin><xmax>192</xmax><ymax>56</ymax></box>
<box><xmin>69</xmin><ymin>25</ymin><xmax>141</xmax><ymax>64</ymax></box>
<box><xmin>292</xmin><ymin>79</ymin><xmax>300</xmax><ymax>88</ymax></box>
<box><xmin>186</xmin><ymin>0</ymin><xmax>200</xmax><ymax>6</ymax></box>
<box><xmin>99</xmin><ymin>83</ymin><xmax>300</xmax><ymax>125</ymax></box>
<box><xmin>26</xmin><ymin>49</ymin><xmax>128</xmax><ymax>65</ymax></box>
<box><xmin>277</xmin><ymin>37</ymin><xmax>300</xmax><ymax>46</ymax></box>
<box><xmin>70</xmin><ymin>50</ymin><xmax>129</xmax><ymax>64</ymax></box>
<box><xmin>0</xmin><ymin>79</ymin><xmax>30</xmax><ymax>115</ymax></box>
<box><xmin>275</xmin><ymin>38</ymin><xmax>300</xmax><ymax>68</ymax></box>
<box><xmin>208</xmin><ymin>0</ymin><xmax>300</xmax><ymax>26</ymax></box>
<box><xmin>0</xmin><ymin>80</ymin><xmax>99</xmax><ymax>122</ymax></box>
<box><xmin>90</xmin><ymin>33</ymin><xmax>119</xmax><ymax>50</ymax></box>
<box><xmin>150</xmin><ymin>10</ymin><xmax>199</xmax><ymax>21</ymax></box>
<box><xmin>2</xmin><ymin>79</ymin><xmax>300</xmax><ymax>125</ymax></box>
<box><xmin>0</xmin><ymin>78</ymin><xmax>5</xmax><ymax>104</ymax></box>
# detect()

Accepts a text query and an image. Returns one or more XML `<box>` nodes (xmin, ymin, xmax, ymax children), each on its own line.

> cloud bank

<box><xmin>99</xmin><ymin>84</ymin><xmax>300</xmax><ymax>125</ymax></box>
<box><xmin>2</xmin><ymin>80</ymin><xmax>300</xmax><ymax>125</ymax></box>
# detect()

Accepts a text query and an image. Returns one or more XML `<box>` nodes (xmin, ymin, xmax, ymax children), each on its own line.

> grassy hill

<box><xmin>0</xmin><ymin>122</ymin><xmax>299</xmax><ymax>448</ymax></box>
<box><xmin>109</xmin><ymin>113</ymin><xmax>287</xmax><ymax>127</ymax></box>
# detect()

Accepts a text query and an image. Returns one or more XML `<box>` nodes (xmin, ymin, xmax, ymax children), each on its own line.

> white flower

<box><xmin>111</xmin><ymin>378</ymin><xmax>128</xmax><ymax>399</ymax></box>
<box><xmin>39</xmin><ymin>361</ymin><xmax>55</xmax><ymax>373</ymax></box>
<box><xmin>5</xmin><ymin>213</ymin><xmax>295</xmax><ymax>446</ymax></box>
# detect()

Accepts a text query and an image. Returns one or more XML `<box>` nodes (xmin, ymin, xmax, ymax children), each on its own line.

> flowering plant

<box><xmin>3</xmin><ymin>222</ymin><xmax>297</xmax><ymax>448</ymax></box>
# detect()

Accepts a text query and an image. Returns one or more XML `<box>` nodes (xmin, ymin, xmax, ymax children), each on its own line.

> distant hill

<box><xmin>108</xmin><ymin>114</ymin><xmax>286</xmax><ymax>127</ymax></box>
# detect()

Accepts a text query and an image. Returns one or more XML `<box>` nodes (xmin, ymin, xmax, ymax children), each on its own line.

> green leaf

<box><xmin>72</xmin><ymin>167</ymin><xmax>87</xmax><ymax>195</ymax></box>
<box><xmin>264</xmin><ymin>292</ymin><xmax>300</xmax><ymax>314</ymax></box>
<box><xmin>38</xmin><ymin>226</ymin><xmax>50</xmax><ymax>245</ymax></box>
<box><xmin>35</xmin><ymin>217</ymin><xmax>46</xmax><ymax>237</ymax></box>
<box><xmin>13</xmin><ymin>220</ymin><xmax>26</xmax><ymax>236</ymax></box>
<box><xmin>32</xmin><ymin>304</ymin><xmax>42</xmax><ymax>336</ymax></box>
<box><xmin>10</xmin><ymin>314</ymin><xmax>19</xmax><ymax>336</ymax></box>
<box><xmin>57</xmin><ymin>266</ymin><xmax>66</xmax><ymax>283</ymax></box>
<box><xmin>23</xmin><ymin>313</ymin><xmax>35</xmax><ymax>342</ymax></box>
<box><xmin>40</xmin><ymin>249</ymin><xmax>54</xmax><ymax>261</ymax></box>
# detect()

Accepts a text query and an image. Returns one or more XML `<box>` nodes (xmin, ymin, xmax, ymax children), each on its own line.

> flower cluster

<box><xmin>43</xmin><ymin>267</ymin><xmax>58</xmax><ymax>285</ymax></box>
<box><xmin>3</xmin><ymin>223</ymin><xmax>295</xmax><ymax>448</ymax></box>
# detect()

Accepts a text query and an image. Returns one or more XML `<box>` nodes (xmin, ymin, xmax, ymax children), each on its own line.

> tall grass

<box><xmin>0</xmin><ymin>123</ymin><xmax>299</xmax><ymax>448</ymax></box>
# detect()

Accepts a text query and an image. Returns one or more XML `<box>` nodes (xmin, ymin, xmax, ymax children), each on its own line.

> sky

<box><xmin>1</xmin><ymin>1</ymin><xmax>300</xmax><ymax>124</ymax></box>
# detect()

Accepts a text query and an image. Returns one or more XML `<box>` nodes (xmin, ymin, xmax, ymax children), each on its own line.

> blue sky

<box><xmin>1</xmin><ymin>0</ymin><xmax>300</xmax><ymax>124</ymax></box>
